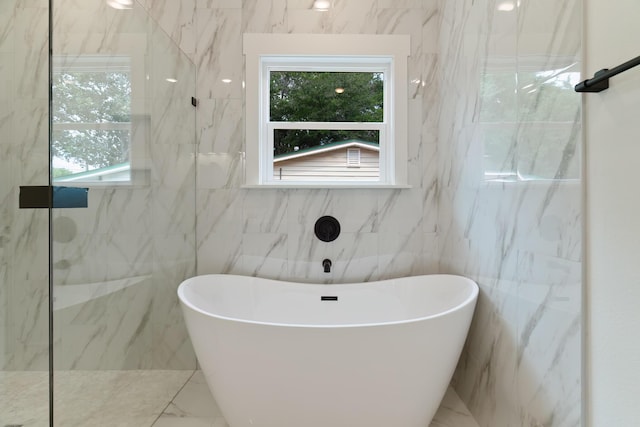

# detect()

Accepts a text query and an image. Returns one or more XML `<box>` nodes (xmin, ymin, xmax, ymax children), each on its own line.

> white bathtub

<box><xmin>178</xmin><ymin>274</ymin><xmax>478</xmax><ymax>427</ymax></box>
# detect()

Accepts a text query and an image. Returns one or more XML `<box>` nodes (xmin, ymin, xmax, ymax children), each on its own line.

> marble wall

<box><xmin>0</xmin><ymin>0</ymin><xmax>50</xmax><ymax>371</ymax></box>
<box><xmin>0</xmin><ymin>0</ymin><xmax>198</xmax><ymax>371</ymax></box>
<box><xmin>147</xmin><ymin>1</ymin><xmax>583</xmax><ymax>424</ymax></box>
<box><xmin>439</xmin><ymin>0</ymin><xmax>582</xmax><ymax>426</ymax></box>
<box><xmin>2</xmin><ymin>0</ymin><xmax>583</xmax><ymax>424</ymax></box>
<box><xmin>186</xmin><ymin>0</ymin><xmax>442</xmax><ymax>283</ymax></box>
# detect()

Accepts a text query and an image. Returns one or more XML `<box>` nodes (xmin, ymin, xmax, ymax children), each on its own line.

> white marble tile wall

<box><xmin>438</xmin><ymin>0</ymin><xmax>582</xmax><ymax>426</ymax></box>
<box><xmin>1</xmin><ymin>1</ymin><xmax>50</xmax><ymax>371</ymax></box>
<box><xmin>2</xmin><ymin>2</ymin><xmax>583</xmax><ymax>426</ymax></box>
<box><xmin>151</xmin><ymin>2</ymin><xmax>581</xmax><ymax>423</ymax></box>
<box><xmin>192</xmin><ymin>0</ymin><xmax>442</xmax><ymax>283</ymax></box>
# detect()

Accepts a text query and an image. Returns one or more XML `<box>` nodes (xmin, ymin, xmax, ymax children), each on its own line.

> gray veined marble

<box><xmin>186</xmin><ymin>0</ymin><xmax>581</xmax><ymax>426</ymax></box>
<box><xmin>1</xmin><ymin>0</ymin><xmax>582</xmax><ymax>426</ymax></box>
<box><xmin>438</xmin><ymin>0</ymin><xmax>582</xmax><ymax>425</ymax></box>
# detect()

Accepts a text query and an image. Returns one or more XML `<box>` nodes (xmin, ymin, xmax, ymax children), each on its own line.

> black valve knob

<box><xmin>314</xmin><ymin>216</ymin><xmax>341</xmax><ymax>242</ymax></box>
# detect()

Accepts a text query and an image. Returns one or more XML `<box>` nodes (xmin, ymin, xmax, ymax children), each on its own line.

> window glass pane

<box><xmin>274</xmin><ymin>129</ymin><xmax>379</xmax><ymax>155</ymax></box>
<box><xmin>273</xmin><ymin>130</ymin><xmax>380</xmax><ymax>181</ymax></box>
<box><xmin>270</xmin><ymin>71</ymin><xmax>383</xmax><ymax>123</ymax></box>
<box><xmin>52</xmin><ymin>65</ymin><xmax>131</xmax><ymax>182</ymax></box>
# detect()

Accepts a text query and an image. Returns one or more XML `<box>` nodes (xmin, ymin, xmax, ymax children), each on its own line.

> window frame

<box><xmin>243</xmin><ymin>33</ymin><xmax>410</xmax><ymax>188</ymax></box>
<box><xmin>264</xmin><ymin>58</ymin><xmax>389</xmax><ymax>183</ymax></box>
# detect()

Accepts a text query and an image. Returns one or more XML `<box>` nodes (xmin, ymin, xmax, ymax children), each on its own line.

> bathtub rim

<box><xmin>178</xmin><ymin>274</ymin><xmax>479</xmax><ymax>329</ymax></box>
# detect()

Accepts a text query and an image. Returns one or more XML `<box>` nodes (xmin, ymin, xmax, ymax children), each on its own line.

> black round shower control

<box><xmin>314</xmin><ymin>216</ymin><xmax>341</xmax><ymax>242</ymax></box>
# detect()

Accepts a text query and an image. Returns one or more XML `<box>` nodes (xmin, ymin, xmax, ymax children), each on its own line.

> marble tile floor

<box><xmin>155</xmin><ymin>371</ymin><xmax>480</xmax><ymax>427</ymax></box>
<box><xmin>0</xmin><ymin>370</ymin><xmax>479</xmax><ymax>427</ymax></box>
<box><xmin>0</xmin><ymin>370</ymin><xmax>192</xmax><ymax>427</ymax></box>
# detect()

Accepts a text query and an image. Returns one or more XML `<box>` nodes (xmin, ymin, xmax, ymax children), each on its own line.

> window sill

<box><xmin>241</xmin><ymin>184</ymin><xmax>412</xmax><ymax>190</ymax></box>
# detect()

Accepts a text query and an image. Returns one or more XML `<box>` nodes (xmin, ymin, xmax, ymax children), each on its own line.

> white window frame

<box><xmin>243</xmin><ymin>33</ymin><xmax>410</xmax><ymax>188</ymax></box>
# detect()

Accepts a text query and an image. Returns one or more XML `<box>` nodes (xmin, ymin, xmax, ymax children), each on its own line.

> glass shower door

<box><xmin>0</xmin><ymin>1</ymin><xmax>52</xmax><ymax>426</ymax></box>
<box><xmin>50</xmin><ymin>0</ymin><xmax>197</xmax><ymax>425</ymax></box>
<box><xmin>0</xmin><ymin>0</ymin><xmax>197</xmax><ymax>424</ymax></box>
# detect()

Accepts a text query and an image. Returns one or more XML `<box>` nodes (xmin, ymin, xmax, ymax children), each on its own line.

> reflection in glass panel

<box><xmin>517</xmin><ymin>124</ymin><xmax>581</xmax><ymax>180</ymax></box>
<box><xmin>479</xmin><ymin>71</ymin><xmax>517</xmax><ymax>123</ymax></box>
<box><xmin>481</xmin><ymin>125</ymin><xmax>517</xmax><ymax>181</ymax></box>
<box><xmin>518</xmin><ymin>66</ymin><xmax>580</xmax><ymax>122</ymax></box>
<box><xmin>52</xmin><ymin>56</ymin><xmax>131</xmax><ymax>182</ymax></box>
<box><xmin>270</xmin><ymin>71</ymin><xmax>383</xmax><ymax>123</ymax></box>
<box><xmin>273</xmin><ymin>130</ymin><xmax>379</xmax><ymax>181</ymax></box>
<box><xmin>480</xmin><ymin>59</ymin><xmax>581</xmax><ymax>181</ymax></box>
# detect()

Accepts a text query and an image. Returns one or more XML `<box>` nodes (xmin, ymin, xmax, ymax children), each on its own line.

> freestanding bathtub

<box><xmin>178</xmin><ymin>274</ymin><xmax>478</xmax><ymax>427</ymax></box>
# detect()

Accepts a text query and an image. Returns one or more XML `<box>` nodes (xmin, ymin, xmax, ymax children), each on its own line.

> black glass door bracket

<box><xmin>575</xmin><ymin>55</ymin><xmax>640</xmax><ymax>93</ymax></box>
<box><xmin>19</xmin><ymin>186</ymin><xmax>89</xmax><ymax>209</ymax></box>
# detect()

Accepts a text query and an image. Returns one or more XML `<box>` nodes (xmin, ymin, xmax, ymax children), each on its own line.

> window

<box><xmin>243</xmin><ymin>33</ymin><xmax>410</xmax><ymax>187</ymax></box>
<box><xmin>52</xmin><ymin>55</ymin><xmax>133</xmax><ymax>184</ymax></box>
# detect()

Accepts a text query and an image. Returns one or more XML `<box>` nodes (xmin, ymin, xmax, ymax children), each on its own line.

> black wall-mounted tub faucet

<box><xmin>322</xmin><ymin>259</ymin><xmax>332</xmax><ymax>273</ymax></box>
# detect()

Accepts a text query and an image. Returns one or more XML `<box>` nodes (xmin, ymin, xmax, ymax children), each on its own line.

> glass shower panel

<box><xmin>0</xmin><ymin>1</ymin><xmax>52</xmax><ymax>426</ymax></box>
<box><xmin>51</xmin><ymin>0</ymin><xmax>197</xmax><ymax>425</ymax></box>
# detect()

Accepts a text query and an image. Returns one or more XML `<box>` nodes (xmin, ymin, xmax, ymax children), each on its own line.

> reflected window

<box><xmin>52</xmin><ymin>56</ymin><xmax>132</xmax><ymax>183</ymax></box>
<box><xmin>480</xmin><ymin>57</ymin><xmax>581</xmax><ymax>182</ymax></box>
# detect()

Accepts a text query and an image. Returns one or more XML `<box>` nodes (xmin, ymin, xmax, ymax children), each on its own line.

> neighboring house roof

<box><xmin>273</xmin><ymin>139</ymin><xmax>379</xmax><ymax>163</ymax></box>
<box><xmin>54</xmin><ymin>162</ymin><xmax>130</xmax><ymax>182</ymax></box>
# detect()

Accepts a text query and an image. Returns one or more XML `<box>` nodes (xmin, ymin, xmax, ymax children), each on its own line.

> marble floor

<box><xmin>0</xmin><ymin>370</ymin><xmax>479</xmax><ymax>427</ymax></box>
<box><xmin>0</xmin><ymin>370</ymin><xmax>192</xmax><ymax>427</ymax></box>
